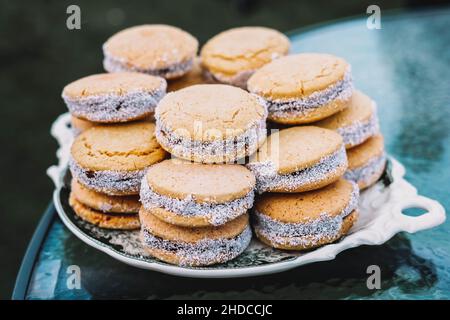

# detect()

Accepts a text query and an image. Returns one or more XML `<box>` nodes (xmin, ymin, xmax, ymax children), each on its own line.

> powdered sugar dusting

<box><xmin>140</xmin><ymin>177</ymin><xmax>254</xmax><ymax>226</ymax></box>
<box><xmin>337</xmin><ymin>103</ymin><xmax>380</xmax><ymax>148</ymax></box>
<box><xmin>344</xmin><ymin>153</ymin><xmax>387</xmax><ymax>187</ymax></box>
<box><xmin>69</xmin><ymin>157</ymin><xmax>146</xmax><ymax>195</ymax></box>
<box><xmin>141</xmin><ymin>225</ymin><xmax>252</xmax><ymax>266</ymax></box>
<box><xmin>253</xmin><ymin>181</ymin><xmax>359</xmax><ymax>247</ymax></box>
<box><xmin>247</xmin><ymin>145</ymin><xmax>348</xmax><ymax>193</ymax></box>
<box><xmin>259</xmin><ymin>69</ymin><xmax>353</xmax><ymax>119</ymax></box>
<box><xmin>63</xmin><ymin>85</ymin><xmax>166</xmax><ymax>123</ymax></box>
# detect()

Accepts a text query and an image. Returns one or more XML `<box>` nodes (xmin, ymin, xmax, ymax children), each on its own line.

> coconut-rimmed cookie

<box><xmin>71</xmin><ymin>179</ymin><xmax>140</xmax><ymax>213</ymax></box>
<box><xmin>69</xmin><ymin>192</ymin><xmax>140</xmax><ymax>230</ymax></box>
<box><xmin>247</xmin><ymin>126</ymin><xmax>348</xmax><ymax>193</ymax></box>
<box><xmin>140</xmin><ymin>159</ymin><xmax>255</xmax><ymax>227</ymax></box>
<box><xmin>70</xmin><ymin>115</ymin><xmax>156</xmax><ymax>136</ymax></box>
<box><xmin>315</xmin><ymin>90</ymin><xmax>379</xmax><ymax>149</ymax></box>
<box><xmin>155</xmin><ymin>84</ymin><xmax>267</xmax><ymax>164</ymax></box>
<box><xmin>103</xmin><ymin>25</ymin><xmax>198</xmax><ymax>79</ymax></box>
<box><xmin>69</xmin><ymin>122</ymin><xmax>167</xmax><ymax>196</ymax></box>
<box><xmin>167</xmin><ymin>57</ymin><xmax>206</xmax><ymax>92</ymax></box>
<box><xmin>201</xmin><ymin>27</ymin><xmax>290</xmax><ymax>88</ymax></box>
<box><xmin>344</xmin><ymin>134</ymin><xmax>386</xmax><ymax>190</ymax></box>
<box><xmin>253</xmin><ymin>178</ymin><xmax>359</xmax><ymax>250</ymax></box>
<box><xmin>247</xmin><ymin>53</ymin><xmax>353</xmax><ymax>124</ymax></box>
<box><xmin>62</xmin><ymin>73</ymin><xmax>166</xmax><ymax>123</ymax></box>
<box><xmin>140</xmin><ymin>210</ymin><xmax>251</xmax><ymax>266</ymax></box>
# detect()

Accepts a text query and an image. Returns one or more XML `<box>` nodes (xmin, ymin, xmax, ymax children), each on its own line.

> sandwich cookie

<box><xmin>69</xmin><ymin>193</ymin><xmax>140</xmax><ymax>230</ymax></box>
<box><xmin>103</xmin><ymin>25</ymin><xmax>198</xmax><ymax>79</ymax></box>
<box><xmin>167</xmin><ymin>57</ymin><xmax>206</xmax><ymax>92</ymax></box>
<box><xmin>70</xmin><ymin>122</ymin><xmax>167</xmax><ymax>196</ymax></box>
<box><xmin>315</xmin><ymin>90</ymin><xmax>379</xmax><ymax>149</ymax></box>
<box><xmin>344</xmin><ymin>134</ymin><xmax>387</xmax><ymax>190</ymax></box>
<box><xmin>140</xmin><ymin>210</ymin><xmax>252</xmax><ymax>266</ymax></box>
<box><xmin>201</xmin><ymin>27</ymin><xmax>290</xmax><ymax>88</ymax></box>
<box><xmin>71</xmin><ymin>116</ymin><xmax>97</xmax><ymax>136</ymax></box>
<box><xmin>247</xmin><ymin>53</ymin><xmax>353</xmax><ymax>124</ymax></box>
<box><xmin>253</xmin><ymin>178</ymin><xmax>359</xmax><ymax>250</ymax></box>
<box><xmin>155</xmin><ymin>84</ymin><xmax>267</xmax><ymax>164</ymax></box>
<box><xmin>62</xmin><ymin>72</ymin><xmax>166</xmax><ymax>123</ymax></box>
<box><xmin>140</xmin><ymin>159</ymin><xmax>256</xmax><ymax>227</ymax></box>
<box><xmin>247</xmin><ymin>126</ymin><xmax>347</xmax><ymax>193</ymax></box>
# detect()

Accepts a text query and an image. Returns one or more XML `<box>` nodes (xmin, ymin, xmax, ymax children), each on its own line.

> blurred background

<box><xmin>1</xmin><ymin>0</ymin><xmax>449</xmax><ymax>299</ymax></box>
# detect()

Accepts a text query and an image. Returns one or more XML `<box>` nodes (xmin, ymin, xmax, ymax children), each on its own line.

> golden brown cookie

<box><xmin>69</xmin><ymin>192</ymin><xmax>140</xmax><ymax>230</ymax></box>
<box><xmin>247</xmin><ymin>126</ymin><xmax>347</xmax><ymax>193</ymax></box>
<box><xmin>103</xmin><ymin>25</ymin><xmax>198</xmax><ymax>79</ymax></box>
<box><xmin>139</xmin><ymin>210</ymin><xmax>251</xmax><ymax>266</ymax></box>
<box><xmin>253</xmin><ymin>178</ymin><xmax>359</xmax><ymax>250</ymax></box>
<box><xmin>315</xmin><ymin>90</ymin><xmax>379</xmax><ymax>148</ymax></box>
<box><xmin>201</xmin><ymin>27</ymin><xmax>290</xmax><ymax>88</ymax></box>
<box><xmin>140</xmin><ymin>159</ymin><xmax>255</xmax><ymax>227</ymax></box>
<box><xmin>70</xmin><ymin>122</ymin><xmax>167</xmax><ymax>196</ymax></box>
<box><xmin>247</xmin><ymin>53</ymin><xmax>353</xmax><ymax>124</ymax></box>
<box><xmin>167</xmin><ymin>57</ymin><xmax>207</xmax><ymax>92</ymax></box>
<box><xmin>155</xmin><ymin>84</ymin><xmax>267</xmax><ymax>163</ymax></box>
<box><xmin>71</xmin><ymin>179</ymin><xmax>140</xmax><ymax>213</ymax></box>
<box><xmin>62</xmin><ymin>73</ymin><xmax>166</xmax><ymax>123</ymax></box>
<box><xmin>344</xmin><ymin>134</ymin><xmax>386</xmax><ymax>190</ymax></box>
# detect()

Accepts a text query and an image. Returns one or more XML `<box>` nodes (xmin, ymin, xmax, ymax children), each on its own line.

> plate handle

<box><xmin>393</xmin><ymin>196</ymin><xmax>446</xmax><ymax>233</ymax></box>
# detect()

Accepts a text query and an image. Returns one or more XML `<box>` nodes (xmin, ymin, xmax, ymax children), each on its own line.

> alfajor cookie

<box><xmin>344</xmin><ymin>134</ymin><xmax>387</xmax><ymax>190</ymax></box>
<box><xmin>140</xmin><ymin>159</ymin><xmax>255</xmax><ymax>227</ymax></box>
<box><xmin>70</xmin><ymin>122</ymin><xmax>167</xmax><ymax>196</ymax></box>
<box><xmin>140</xmin><ymin>210</ymin><xmax>251</xmax><ymax>266</ymax></box>
<box><xmin>247</xmin><ymin>53</ymin><xmax>353</xmax><ymax>124</ymax></box>
<box><xmin>62</xmin><ymin>72</ymin><xmax>166</xmax><ymax>123</ymax></box>
<box><xmin>201</xmin><ymin>27</ymin><xmax>290</xmax><ymax>88</ymax></box>
<box><xmin>103</xmin><ymin>25</ymin><xmax>198</xmax><ymax>79</ymax></box>
<box><xmin>155</xmin><ymin>84</ymin><xmax>267</xmax><ymax>164</ymax></box>
<box><xmin>247</xmin><ymin>126</ymin><xmax>347</xmax><ymax>193</ymax></box>
<box><xmin>253</xmin><ymin>178</ymin><xmax>359</xmax><ymax>250</ymax></box>
<box><xmin>71</xmin><ymin>116</ymin><xmax>97</xmax><ymax>136</ymax></box>
<box><xmin>315</xmin><ymin>90</ymin><xmax>379</xmax><ymax>148</ymax></box>
<box><xmin>167</xmin><ymin>57</ymin><xmax>206</xmax><ymax>92</ymax></box>
<box><xmin>69</xmin><ymin>192</ymin><xmax>140</xmax><ymax>230</ymax></box>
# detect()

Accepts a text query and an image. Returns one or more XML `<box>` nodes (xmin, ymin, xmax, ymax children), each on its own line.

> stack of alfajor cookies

<box><xmin>61</xmin><ymin>24</ymin><xmax>386</xmax><ymax>267</ymax></box>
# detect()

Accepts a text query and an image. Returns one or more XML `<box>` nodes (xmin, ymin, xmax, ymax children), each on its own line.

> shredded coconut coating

<box><xmin>261</xmin><ymin>70</ymin><xmax>353</xmax><ymax>119</ymax></box>
<box><xmin>247</xmin><ymin>145</ymin><xmax>348</xmax><ymax>193</ymax></box>
<box><xmin>140</xmin><ymin>177</ymin><xmax>254</xmax><ymax>226</ymax></box>
<box><xmin>338</xmin><ymin>106</ymin><xmax>380</xmax><ymax>148</ymax></box>
<box><xmin>103</xmin><ymin>54</ymin><xmax>194</xmax><ymax>79</ymax></box>
<box><xmin>63</xmin><ymin>85</ymin><xmax>166</xmax><ymax>123</ymax></box>
<box><xmin>253</xmin><ymin>181</ymin><xmax>359</xmax><ymax>247</ymax></box>
<box><xmin>155</xmin><ymin>118</ymin><xmax>267</xmax><ymax>164</ymax></box>
<box><xmin>344</xmin><ymin>153</ymin><xmax>387</xmax><ymax>186</ymax></box>
<box><xmin>69</xmin><ymin>157</ymin><xmax>146</xmax><ymax>195</ymax></box>
<box><xmin>141</xmin><ymin>225</ymin><xmax>252</xmax><ymax>266</ymax></box>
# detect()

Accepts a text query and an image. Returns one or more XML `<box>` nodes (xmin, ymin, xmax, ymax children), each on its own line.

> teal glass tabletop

<box><xmin>15</xmin><ymin>7</ymin><xmax>450</xmax><ymax>300</ymax></box>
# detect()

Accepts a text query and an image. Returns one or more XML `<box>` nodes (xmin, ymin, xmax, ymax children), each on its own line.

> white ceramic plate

<box><xmin>48</xmin><ymin>113</ymin><xmax>446</xmax><ymax>278</ymax></box>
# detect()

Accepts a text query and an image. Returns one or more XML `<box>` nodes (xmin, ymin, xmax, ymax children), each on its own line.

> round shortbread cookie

<box><xmin>315</xmin><ymin>90</ymin><xmax>379</xmax><ymax>148</ymax></box>
<box><xmin>69</xmin><ymin>192</ymin><xmax>140</xmax><ymax>230</ymax></box>
<box><xmin>247</xmin><ymin>53</ymin><xmax>353</xmax><ymax>124</ymax></box>
<box><xmin>70</xmin><ymin>122</ymin><xmax>167</xmax><ymax>195</ymax></box>
<box><xmin>247</xmin><ymin>126</ymin><xmax>347</xmax><ymax>193</ymax></box>
<box><xmin>201</xmin><ymin>27</ymin><xmax>290</xmax><ymax>88</ymax></box>
<box><xmin>62</xmin><ymin>72</ymin><xmax>166</xmax><ymax>123</ymax></box>
<box><xmin>103</xmin><ymin>25</ymin><xmax>198</xmax><ymax>79</ymax></box>
<box><xmin>155</xmin><ymin>84</ymin><xmax>267</xmax><ymax>163</ymax></box>
<box><xmin>253</xmin><ymin>178</ymin><xmax>359</xmax><ymax>250</ymax></box>
<box><xmin>345</xmin><ymin>134</ymin><xmax>386</xmax><ymax>190</ymax></box>
<box><xmin>140</xmin><ymin>159</ymin><xmax>255</xmax><ymax>227</ymax></box>
<box><xmin>139</xmin><ymin>210</ymin><xmax>251</xmax><ymax>266</ymax></box>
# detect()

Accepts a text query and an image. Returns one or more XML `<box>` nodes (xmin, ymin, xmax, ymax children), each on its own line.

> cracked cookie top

<box><xmin>71</xmin><ymin>122</ymin><xmax>167</xmax><ymax>171</ymax></box>
<box><xmin>155</xmin><ymin>84</ymin><xmax>267</xmax><ymax>140</ymax></box>
<box><xmin>247</xmin><ymin>53</ymin><xmax>350</xmax><ymax>100</ymax></box>
<box><xmin>201</xmin><ymin>27</ymin><xmax>290</xmax><ymax>79</ymax></box>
